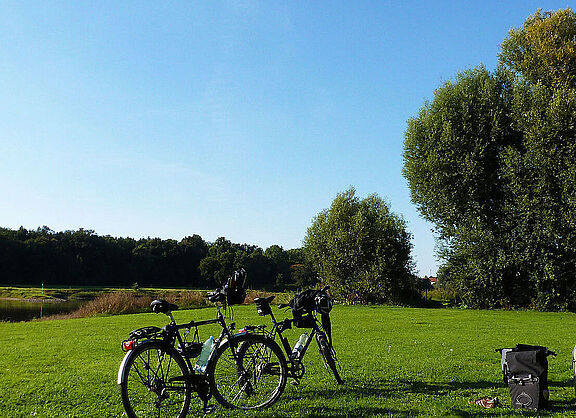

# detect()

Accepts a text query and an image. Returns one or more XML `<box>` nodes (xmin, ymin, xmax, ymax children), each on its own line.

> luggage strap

<box><xmin>508</xmin><ymin>374</ymin><xmax>539</xmax><ymax>385</ymax></box>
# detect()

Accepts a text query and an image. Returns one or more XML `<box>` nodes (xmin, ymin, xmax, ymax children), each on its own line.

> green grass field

<box><xmin>2</xmin><ymin>305</ymin><xmax>576</xmax><ymax>417</ymax></box>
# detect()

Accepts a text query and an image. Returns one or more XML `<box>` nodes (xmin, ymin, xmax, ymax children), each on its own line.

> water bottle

<box><xmin>194</xmin><ymin>336</ymin><xmax>215</xmax><ymax>373</ymax></box>
<box><xmin>290</xmin><ymin>333</ymin><xmax>309</xmax><ymax>360</ymax></box>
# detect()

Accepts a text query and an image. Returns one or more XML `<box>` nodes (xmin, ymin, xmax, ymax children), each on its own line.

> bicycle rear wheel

<box><xmin>315</xmin><ymin>331</ymin><xmax>344</xmax><ymax>384</ymax></box>
<box><xmin>120</xmin><ymin>342</ymin><xmax>192</xmax><ymax>418</ymax></box>
<box><xmin>207</xmin><ymin>334</ymin><xmax>287</xmax><ymax>409</ymax></box>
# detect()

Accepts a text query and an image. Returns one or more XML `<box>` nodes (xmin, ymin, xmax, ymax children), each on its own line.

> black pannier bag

<box><xmin>497</xmin><ymin>344</ymin><xmax>556</xmax><ymax>411</ymax></box>
<box><xmin>209</xmin><ymin>269</ymin><xmax>247</xmax><ymax>306</ymax></box>
<box><xmin>255</xmin><ymin>298</ymin><xmax>272</xmax><ymax>316</ymax></box>
<box><xmin>224</xmin><ymin>269</ymin><xmax>247</xmax><ymax>305</ymax></box>
<box><xmin>289</xmin><ymin>289</ymin><xmax>334</xmax><ymax>343</ymax></box>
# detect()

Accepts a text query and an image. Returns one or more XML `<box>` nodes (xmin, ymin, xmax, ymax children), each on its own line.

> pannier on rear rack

<box><xmin>497</xmin><ymin>344</ymin><xmax>556</xmax><ymax>411</ymax></box>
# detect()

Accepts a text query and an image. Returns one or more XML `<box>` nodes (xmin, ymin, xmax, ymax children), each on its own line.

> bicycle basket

<box><xmin>225</xmin><ymin>286</ymin><xmax>246</xmax><ymax>305</ymax></box>
<box><xmin>222</xmin><ymin>269</ymin><xmax>247</xmax><ymax>305</ymax></box>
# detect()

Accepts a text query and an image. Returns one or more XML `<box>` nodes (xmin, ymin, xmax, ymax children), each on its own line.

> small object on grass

<box><xmin>468</xmin><ymin>396</ymin><xmax>500</xmax><ymax>408</ymax></box>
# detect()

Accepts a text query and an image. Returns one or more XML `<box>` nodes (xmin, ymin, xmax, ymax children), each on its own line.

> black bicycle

<box><xmin>117</xmin><ymin>274</ymin><xmax>288</xmax><ymax>417</ymax></box>
<box><xmin>246</xmin><ymin>288</ymin><xmax>344</xmax><ymax>387</ymax></box>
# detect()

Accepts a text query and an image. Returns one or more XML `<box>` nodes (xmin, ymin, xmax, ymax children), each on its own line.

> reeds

<box><xmin>42</xmin><ymin>289</ymin><xmax>293</xmax><ymax>320</ymax></box>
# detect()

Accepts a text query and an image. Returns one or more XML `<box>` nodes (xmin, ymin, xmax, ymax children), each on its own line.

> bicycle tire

<box><xmin>120</xmin><ymin>341</ymin><xmax>192</xmax><ymax>418</ymax></box>
<box><xmin>207</xmin><ymin>333</ymin><xmax>287</xmax><ymax>409</ymax></box>
<box><xmin>315</xmin><ymin>331</ymin><xmax>344</xmax><ymax>385</ymax></box>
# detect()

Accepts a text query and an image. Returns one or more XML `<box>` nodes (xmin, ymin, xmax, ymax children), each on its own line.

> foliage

<box><xmin>2</xmin><ymin>305</ymin><xmax>576</xmax><ymax>416</ymax></box>
<box><xmin>500</xmin><ymin>8</ymin><xmax>576</xmax><ymax>87</ymax></box>
<box><xmin>0</xmin><ymin>227</ymin><xmax>310</xmax><ymax>292</ymax></box>
<box><xmin>303</xmin><ymin>187</ymin><xmax>417</xmax><ymax>304</ymax></box>
<box><xmin>403</xmin><ymin>8</ymin><xmax>576</xmax><ymax>310</ymax></box>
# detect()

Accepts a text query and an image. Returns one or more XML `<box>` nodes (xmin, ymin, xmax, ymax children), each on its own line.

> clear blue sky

<box><xmin>1</xmin><ymin>1</ymin><xmax>571</xmax><ymax>276</ymax></box>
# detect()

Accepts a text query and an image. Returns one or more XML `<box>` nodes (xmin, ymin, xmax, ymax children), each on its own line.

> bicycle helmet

<box><xmin>315</xmin><ymin>293</ymin><xmax>333</xmax><ymax>314</ymax></box>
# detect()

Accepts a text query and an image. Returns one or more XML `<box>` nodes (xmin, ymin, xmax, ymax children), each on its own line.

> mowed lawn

<box><xmin>2</xmin><ymin>304</ymin><xmax>576</xmax><ymax>417</ymax></box>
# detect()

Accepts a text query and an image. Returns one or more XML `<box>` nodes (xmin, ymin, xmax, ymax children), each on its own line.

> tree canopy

<box><xmin>500</xmin><ymin>8</ymin><xmax>576</xmax><ymax>88</ymax></box>
<box><xmin>303</xmin><ymin>188</ymin><xmax>417</xmax><ymax>304</ymax></box>
<box><xmin>403</xmin><ymin>8</ymin><xmax>576</xmax><ymax>310</ymax></box>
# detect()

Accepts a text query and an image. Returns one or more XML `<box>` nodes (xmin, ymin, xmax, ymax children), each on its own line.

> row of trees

<box><xmin>0</xmin><ymin>187</ymin><xmax>420</xmax><ymax>305</ymax></box>
<box><xmin>0</xmin><ymin>226</ymin><xmax>316</xmax><ymax>290</ymax></box>
<box><xmin>403</xmin><ymin>8</ymin><xmax>576</xmax><ymax>310</ymax></box>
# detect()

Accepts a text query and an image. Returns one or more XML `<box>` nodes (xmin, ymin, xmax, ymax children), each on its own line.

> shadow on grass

<box><xmin>255</xmin><ymin>405</ymin><xmax>417</xmax><ymax>417</ymax></box>
<box><xmin>276</xmin><ymin>377</ymin><xmax>576</xmax><ymax>417</ymax></box>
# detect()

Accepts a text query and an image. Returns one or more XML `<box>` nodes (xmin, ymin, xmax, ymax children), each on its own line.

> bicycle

<box><xmin>117</xmin><ymin>282</ymin><xmax>288</xmax><ymax>417</ymax></box>
<box><xmin>246</xmin><ymin>288</ymin><xmax>344</xmax><ymax>387</ymax></box>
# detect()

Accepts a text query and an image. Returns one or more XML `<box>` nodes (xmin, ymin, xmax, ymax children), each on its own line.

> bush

<box><xmin>304</xmin><ymin>188</ymin><xmax>419</xmax><ymax>304</ymax></box>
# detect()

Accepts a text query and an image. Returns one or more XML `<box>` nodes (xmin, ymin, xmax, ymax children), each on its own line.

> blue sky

<box><xmin>1</xmin><ymin>1</ymin><xmax>571</xmax><ymax>276</ymax></box>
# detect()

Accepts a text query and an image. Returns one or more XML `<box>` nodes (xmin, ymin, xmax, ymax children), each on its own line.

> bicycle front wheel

<box><xmin>315</xmin><ymin>331</ymin><xmax>344</xmax><ymax>384</ymax></box>
<box><xmin>207</xmin><ymin>334</ymin><xmax>287</xmax><ymax>409</ymax></box>
<box><xmin>120</xmin><ymin>341</ymin><xmax>192</xmax><ymax>418</ymax></box>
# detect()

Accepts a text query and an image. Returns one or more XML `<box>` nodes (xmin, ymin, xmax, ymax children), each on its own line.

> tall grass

<box><xmin>45</xmin><ymin>292</ymin><xmax>153</xmax><ymax>319</ymax></box>
<box><xmin>44</xmin><ymin>289</ymin><xmax>293</xmax><ymax>320</ymax></box>
<box><xmin>424</xmin><ymin>286</ymin><xmax>462</xmax><ymax>305</ymax></box>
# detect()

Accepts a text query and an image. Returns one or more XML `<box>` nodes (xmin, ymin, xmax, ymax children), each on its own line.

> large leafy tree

<box><xmin>403</xmin><ymin>8</ymin><xmax>576</xmax><ymax>310</ymax></box>
<box><xmin>303</xmin><ymin>188</ymin><xmax>417</xmax><ymax>304</ymax></box>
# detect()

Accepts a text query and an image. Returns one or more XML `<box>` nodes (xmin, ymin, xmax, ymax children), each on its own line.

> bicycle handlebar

<box><xmin>208</xmin><ymin>290</ymin><xmax>226</xmax><ymax>303</ymax></box>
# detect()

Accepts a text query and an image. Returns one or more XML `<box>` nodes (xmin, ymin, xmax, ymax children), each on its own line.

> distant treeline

<box><xmin>0</xmin><ymin>226</ymin><xmax>317</xmax><ymax>290</ymax></box>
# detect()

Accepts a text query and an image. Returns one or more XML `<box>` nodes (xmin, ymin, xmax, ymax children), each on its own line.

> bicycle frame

<box><xmin>251</xmin><ymin>302</ymin><xmax>322</xmax><ymax>382</ymax></box>
<box><xmin>118</xmin><ymin>302</ymin><xmax>247</xmax><ymax>414</ymax></box>
<box><xmin>277</xmin><ymin>313</ymin><xmax>316</xmax><ymax>356</ymax></box>
<box><xmin>162</xmin><ymin>305</ymin><xmax>238</xmax><ymax>372</ymax></box>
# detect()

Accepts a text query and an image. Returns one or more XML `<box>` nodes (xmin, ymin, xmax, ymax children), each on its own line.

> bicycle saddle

<box><xmin>253</xmin><ymin>295</ymin><xmax>275</xmax><ymax>304</ymax></box>
<box><xmin>150</xmin><ymin>299</ymin><xmax>179</xmax><ymax>314</ymax></box>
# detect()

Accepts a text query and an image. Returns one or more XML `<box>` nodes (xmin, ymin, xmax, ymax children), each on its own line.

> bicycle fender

<box><xmin>117</xmin><ymin>350</ymin><xmax>132</xmax><ymax>384</ymax></box>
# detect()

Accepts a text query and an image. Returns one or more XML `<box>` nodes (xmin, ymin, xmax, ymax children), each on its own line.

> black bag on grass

<box><xmin>497</xmin><ymin>344</ymin><xmax>556</xmax><ymax>411</ymax></box>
